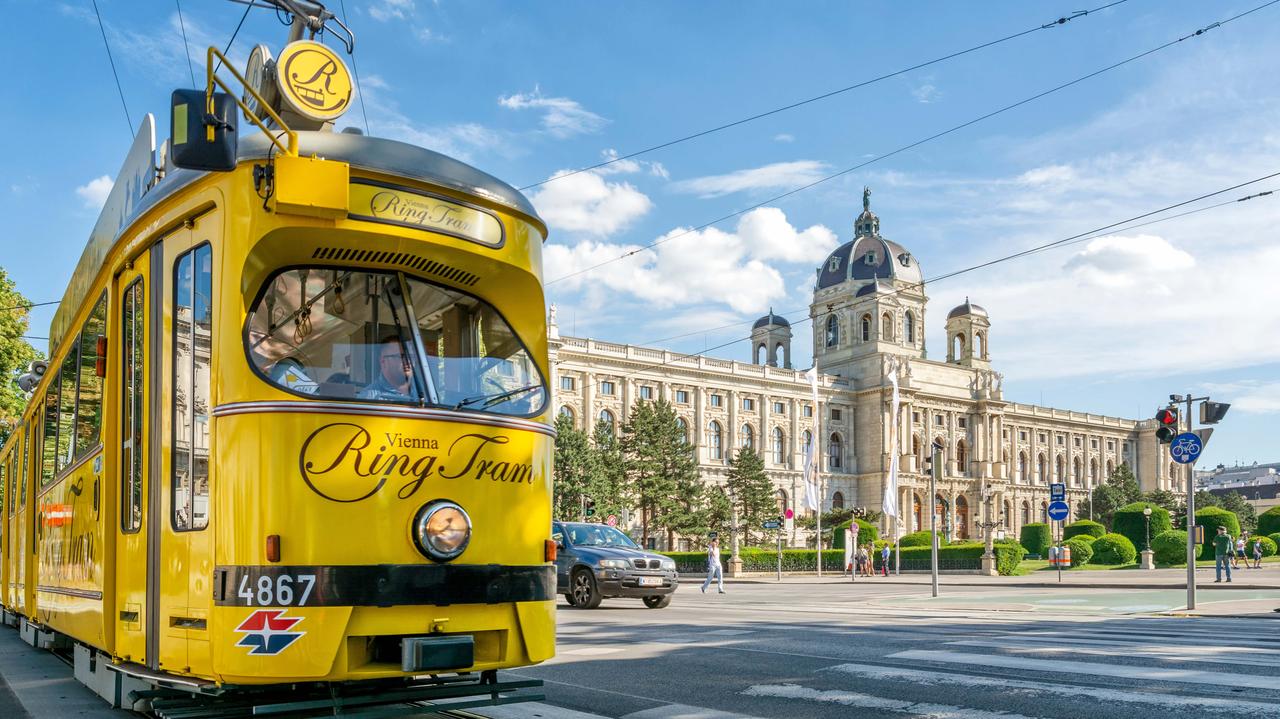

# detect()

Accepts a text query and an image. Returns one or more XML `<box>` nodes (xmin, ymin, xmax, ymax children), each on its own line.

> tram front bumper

<box><xmin>401</xmin><ymin>635</ymin><xmax>474</xmax><ymax>672</ymax></box>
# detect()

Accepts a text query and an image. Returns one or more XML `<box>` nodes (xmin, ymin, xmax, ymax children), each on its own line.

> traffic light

<box><xmin>1200</xmin><ymin>401</ymin><xmax>1230</xmax><ymax>425</ymax></box>
<box><xmin>584</xmin><ymin>498</ymin><xmax>596</xmax><ymax>517</ymax></box>
<box><xmin>1155</xmin><ymin>408</ymin><xmax>1179</xmax><ymax>443</ymax></box>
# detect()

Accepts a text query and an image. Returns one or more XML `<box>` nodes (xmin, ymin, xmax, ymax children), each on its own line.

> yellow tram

<box><xmin>0</xmin><ymin>4</ymin><xmax>555</xmax><ymax>714</ymax></box>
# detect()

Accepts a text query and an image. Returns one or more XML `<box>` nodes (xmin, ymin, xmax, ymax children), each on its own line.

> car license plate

<box><xmin>638</xmin><ymin>576</ymin><xmax>661</xmax><ymax>587</ymax></box>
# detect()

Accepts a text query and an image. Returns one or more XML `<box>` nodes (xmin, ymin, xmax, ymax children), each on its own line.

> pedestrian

<box><xmin>1252</xmin><ymin>537</ymin><xmax>1264</xmax><ymax>569</ymax></box>
<box><xmin>864</xmin><ymin>543</ymin><xmax>875</xmax><ymax>577</ymax></box>
<box><xmin>880</xmin><ymin>543</ymin><xmax>891</xmax><ymax>577</ymax></box>
<box><xmin>1213</xmin><ymin>525</ymin><xmax>1233</xmax><ymax>583</ymax></box>
<box><xmin>1234</xmin><ymin>534</ymin><xmax>1246</xmax><ymax>569</ymax></box>
<box><xmin>701</xmin><ymin>536</ymin><xmax>725</xmax><ymax>594</ymax></box>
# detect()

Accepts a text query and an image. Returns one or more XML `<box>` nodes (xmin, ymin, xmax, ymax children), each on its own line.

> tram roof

<box><xmin>48</xmin><ymin>126</ymin><xmax>546</xmax><ymax>358</ymax></box>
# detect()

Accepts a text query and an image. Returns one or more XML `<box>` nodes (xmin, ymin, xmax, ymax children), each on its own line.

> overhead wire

<box><xmin>214</xmin><ymin>0</ymin><xmax>255</xmax><ymax>75</ymax></box>
<box><xmin>546</xmin><ymin>1</ymin><xmax>1278</xmax><ymax>287</ymax></box>
<box><xmin>89</xmin><ymin>0</ymin><xmax>132</xmax><ymax>137</ymax></box>
<box><xmin>0</xmin><ymin>301</ymin><xmax>60</xmax><ymax>313</ymax></box>
<box><xmin>338</xmin><ymin>0</ymin><xmax>372</xmax><ymax>135</ymax></box>
<box><xmin>608</xmin><ymin>172</ymin><xmax>1280</xmax><ymax>381</ymax></box>
<box><xmin>175</xmin><ymin>0</ymin><xmax>197</xmax><ymax>87</ymax></box>
<box><xmin>518</xmin><ymin>0</ymin><xmax>1133</xmax><ymax>190</ymax></box>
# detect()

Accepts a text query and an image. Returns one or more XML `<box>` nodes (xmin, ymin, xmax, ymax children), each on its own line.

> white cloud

<box><xmin>529</xmin><ymin>171</ymin><xmax>652</xmax><ymax>238</ymax></box>
<box><xmin>357</xmin><ymin>75</ymin><xmax>506</xmax><ymax>162</ymax></box>
<box><xmin>545</xmin><ymin>208</ymin><xmax>831</xmax><ymax>314</ymax></box>
<box><xmin>76</xmin><ymin>175</ymin><xmax>113</xmax><ymax>210</ymax></box>
<box><xmin>1063</xmin><ymin>234</ymin><xmax>1195</xmax><ymax>289</ymax></box>
<box><xmin>911</xmin><ymin>83</ymin><xmax>941</xmax><ymax>103</ymax></box>
<box><xmin>499</xmin><ymin>87</ymin><xmax>606</xmax><ymax>138</ymax></box>
<box><xmin>1201</xmin><ymin>381</ymin><xmax>1280</xmax><ymax>414</ymax></box>
<box><xmin>673</xmin><ymin>160</ymin><xmax>829</xmax><ymax>198</ymax></box>
<box><xmin>774</xmin><ymin>133</ymin><xmax>795</xmax><ymax>143</ymax></box>
<box><xmin>370</xmin><ymin>0</ymin><xmax>414</xmax><ymax>21</ymax></box>
<box><xmin>1018</xmin><ymin>164</ymin><xmax>1075</xmax><ymax>186</ymax></box>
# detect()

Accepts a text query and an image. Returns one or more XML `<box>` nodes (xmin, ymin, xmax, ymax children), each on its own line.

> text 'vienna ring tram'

<box><xmin>0</xmin><ymin>2</ymin><xmax>558</xmax><ymax>715</ymax></box>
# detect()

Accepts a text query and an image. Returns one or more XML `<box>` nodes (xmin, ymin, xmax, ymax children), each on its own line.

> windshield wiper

<box><xmin>454</xmin><ymin>384</ymin><xmax>543</xmax><ymax>410</ymax></box>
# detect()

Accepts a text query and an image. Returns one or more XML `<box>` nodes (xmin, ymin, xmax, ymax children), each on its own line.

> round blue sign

<box><xmin>1170</xmin><ymin>432</ymin><xmax>1202</xmax><ymax>465</ymax></box>
<box><xmin>1047</xmin><ymin>500</ymin><xmax>1070</xmax><ymax>522</ymax></box>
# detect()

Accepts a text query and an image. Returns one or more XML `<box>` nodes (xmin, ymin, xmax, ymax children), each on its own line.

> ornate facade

<box><xmin>549</xmin><ymin>190</ymin><xmax>1178</xmax><ymax>549</ymax></box>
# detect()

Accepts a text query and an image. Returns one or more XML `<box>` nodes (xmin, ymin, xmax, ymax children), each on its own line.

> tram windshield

<box><xmin>247</xmin><ymin>268</ymin><xmax>546</xmax><ymax>416</ymax></box>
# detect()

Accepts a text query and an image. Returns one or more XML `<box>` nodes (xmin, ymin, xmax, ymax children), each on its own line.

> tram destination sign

<box><xmin>349</xmin><ymin>180</ymin><xmax>505</xmax><ymax>248</ymax></box>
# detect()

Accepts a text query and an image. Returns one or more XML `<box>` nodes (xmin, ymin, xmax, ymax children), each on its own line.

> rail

<box><xmin>204</xmin><ymin>46</ymin><xmax>298</xmax><ymax>157</ymax></box>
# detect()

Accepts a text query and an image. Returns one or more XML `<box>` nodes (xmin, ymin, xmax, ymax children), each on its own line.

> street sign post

<box><xmin>1047</xmin><ymin>501</ymin><xmax>1070</xmax><ymax>522</ymax></box>
<box><xmin>606</xmin><ymin>514</ymin><xmax>618</xmax><ymax>527</ymax></box>
<box><xmin>762</xmin><ymin>519</ymin><xmax>782</xmax><ymax>530</ymax></box>
<box><xmin>1050</xmin><ymin>483</ymin><xmax>1065</xmax><ymax>502</ymax></box>
<box><xmin>1171</xmin><ymin>432</ymin><xmax>1202</xmax><ymax>465</ymax></box>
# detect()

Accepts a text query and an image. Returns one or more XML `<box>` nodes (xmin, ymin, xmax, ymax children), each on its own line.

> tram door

<box><xmin>114</xmin><ymin>249</ymin><xmax>150</xmax><ymax>664</ymax></box>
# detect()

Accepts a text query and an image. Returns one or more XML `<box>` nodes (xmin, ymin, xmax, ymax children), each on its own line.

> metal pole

<box><xmin>930</xmin><ymin>445</ymin><xmax>940</xmax><ymax>597</ymax></box>
<box><xmin>816</xmin><ymin>473</ymin><xmax>823</xmax><ymax>577</ymax></box>
<box><xmin>1185</xmin><ymin>393</ymin><xmax>1196</xmax><ymax>610</ymax></box>
<box><xmin>894</xmin><ymin>514</ymin><xmax>900</xmax><ymax>576</ymax></box>
<box><xmin>776</xmin><ymin>531</ymin><xmax>782</xmax><ymax>582</ymax></box>
<box><xmin>1057</xmin><ymin>518</ymin><xmax>1063</xmax><ymax>583</ymax></box>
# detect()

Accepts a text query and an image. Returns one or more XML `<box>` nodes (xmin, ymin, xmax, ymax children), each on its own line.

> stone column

<box><xmin>695</xmin><ymin>387</ymin><xmax>706</xmax><ymax>461</ymax></box>
<box><xmin>728</xmin><ymin>390</ymin><xmax>739</xmax><ymax>462</ymax></box>
<box><xmin>583</xmin><ymin>372</ymin><xmax>596</xmax><ymax>431</ymax></box>
<box><xmin>760</xmin><ymin>392</ymin><xmax>771</xmax><ymax>465</ymax></box>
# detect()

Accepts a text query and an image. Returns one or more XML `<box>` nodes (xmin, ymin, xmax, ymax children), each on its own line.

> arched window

<box><xmin>956</xmin><ymin>496</ymin><xmax>969</xmax><ymax>539</ymax></box>
<box><xmin>913</xmin><ymin>493</ymin><xmax>923</xmax><ymax>530</ymax></box>
<box><xmin>828</xmin><ymin>433</ymin><xmax>843</xmax><ymax>470</ymax></box>
<box><xmin>1021</xmin><ymin>501</ymin><xmax>1030</xmax><ymax>527</ymax></box>
<box><xmin>1003</xmin><ymin>500</ymin><xmax>1012</xmax><ymax>530</ymax></box>
<box><xmin>676</xmin><ymin>416</ymin><xmax>689</xmax><ymax>444</ymax></box>
<box><xmin>912</xmin><ymin>435</ymin><xmax>922</xmax><ymax>466</ymax></box>
<box><xmin>825</xmin><ymin>315</ymin><xmax>839</xmax><ymax>347</ymax></box>
<box><xmin>832</xmin><ymin>491</ymin><xmax>844</xmax><ymax>509</ymax></box>
<box><xmin>1037</xmin><ymin>454</ymin><xmax>1047</xmax><ymax>484</ymax></box>
<box><xmin>740</xmin><ymin>423</ymin><xmax>754</xmax><ymax>451</ymax></box>
<box><xmin>977</xmin><ymin>331</ymin><xmax>987</xmax><ymax>358</ymax></box>
<box><xmin>755</xmin><ymin>343</ymin><xmax>766</xmax><ymax>364</ymax></box>
<box><xmin>599</xmin><ymin>409</ymin><xmax>615</xmax><ymax>432</ymax></box>
<box><xmin>881</xmin><ymin>312</ymin><xmax>894</xmax><ymax>341</ymax></box>
<box><xmin>1106</xmin><ymin>459</ymin><xmax>1115</xmax><ymax>477</ymax></box>
<box><xmin>709</xmin><ymin>421</ymin><xmax>723</xmax><ymax>460</ymax></box>
<box><xmin>772</xmin><ymin>427</ymin><xmax>785</xmax><ymax>464</ymax></box>
<box><xmin>952</xmin><ymin>333</ymin><xmax>964</xmax><ymax>360</ymax></box>
<box><xmin>1018</xmin><ymin>451</ymin><xmax>1028</xmax><ymax>483</ymax></box>
<box><xmin>559</xmin><ymin>405</ymin><xmax>575</xmax><ymax>423</ymax></box>
<box><xmin>1072</xmin><ymin>457</ymin><xmax>1082</xmax><ymax>487</ymax></box>
<box><xmin>1041</xmin><ymin>501</ymin><xmax>1049</xmax><ymax>522</ymax></box>
<box><xmin>905</xmin><ymin>311</ymin><xmax>916</xmax><ymax>344</ymax></box>
<box><xmin>860</xmin><ymin>314</ymin><xmax>871</xmax><ymax>342</ymax></box>
<box><xmin>1055</xmin><ymin>455</ymin><xmax>1065</xmax><ymax>482</ymax></box>
<box><xmin>956</xmin><ymin>439</ymin><xmax>968</xmax><ymax>474</ymax></box>
<box><xmin>1089</xmin><ymin>458</ymin><xmax>1098</xmax><ymax>486</ymax></box>
<box><xmin>777</xmin><ymin>489</ymin><xmax>789</xmax><ymax>515</ymax></box>
<box><xmin>774</xmin><ymin>343</ymin><xmax>785</xmax><ymax>366</ymax></box>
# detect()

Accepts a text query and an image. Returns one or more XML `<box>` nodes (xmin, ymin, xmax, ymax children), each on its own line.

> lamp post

<box><xmin>978</xmin><ymin>482</ymin><xmax>1000</xmax><ymax>576</ymax></box>
<box><xmin>1140</xmin><ymin>505</ymin><xmax>1155</xmax><ymax>570</ymax></box>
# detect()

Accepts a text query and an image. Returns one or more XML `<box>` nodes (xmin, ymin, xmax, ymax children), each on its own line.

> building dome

<box><xmin>815</xmin><ymin>187</ymin><xmax>923</xmax><ymax>290</ymax></box>
<box><xmin>947</xmin><ymin>298</ymin><xmax>988</xmax><ymax>320</ymax></box>
<box><xmin>752</xmin><ymin>308</ymin><xmax>790</xmax><ymax>329</ymax></box>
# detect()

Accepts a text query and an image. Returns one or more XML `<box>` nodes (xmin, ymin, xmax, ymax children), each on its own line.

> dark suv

<box><xmin>552</xmin><ymin>522</ymin><xmax>679</xmax><ymax>609</ymax></box>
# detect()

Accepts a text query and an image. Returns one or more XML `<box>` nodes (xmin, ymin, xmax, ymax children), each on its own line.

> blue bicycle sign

<box><xmin>1171</xmin><ymin>432</ymin><xmax>1202</xmax><ymax>464</ymax></box>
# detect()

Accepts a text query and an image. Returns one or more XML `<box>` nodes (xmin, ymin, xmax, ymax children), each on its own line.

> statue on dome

<box><xmin>863</xmin><ymin>185</ymin><xmax>872</xmax><ymax>212</ymax></box>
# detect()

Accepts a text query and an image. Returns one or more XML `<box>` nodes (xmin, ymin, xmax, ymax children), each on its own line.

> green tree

<box><xmin>589</xmin><ymin>418</ymin><xmax>629</xmax><ymax>520</ymax></box>
<box><xmin>0</xmin><ymin>268</ymin><xmax>40</xmax><ymax>445</ymax></box>
<box><xmin>701</xmin><ymin>484</ymin><xmax>734</xmax><ymax>547</ymax></box>
<box><xmin>552</xmin><ymin>413</ymin><xmax>595</xmax><ymax>521</ymax></box>
<box><xmin>1144</xmin><ymin>489</ymin><xmax>1181</xmax><ymax>513</ymax></box>
<box><xmin>621</xmin><ymin>399</ymin><xmax>699</xmax><ymax>547</ymax></box>
<box><xmin>726</xmin><ymin>447</ymin><xmax>775</xmax><ymax>546</ymax></box>
<box><xmin>1216</xmin><ymin>491</ymin><xmax>1257</xmax><ymax>534</ymax></box>
<box><xmin>1091</xmin><ymin>463</ymin><xmax>1142</xmax><ymax>529</ymax></box>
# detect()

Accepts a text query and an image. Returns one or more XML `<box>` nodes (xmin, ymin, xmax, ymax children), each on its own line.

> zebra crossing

<box><xmin>739</xmin><ymin>617</ymin><xmax>1280</xmax><ymax>718</ymax></box>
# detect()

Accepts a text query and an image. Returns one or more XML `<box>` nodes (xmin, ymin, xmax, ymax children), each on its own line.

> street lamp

<box><xmin>977</xmin><ymin>482</ymin><xmax>1001</xmax><ymax>576</ymax></box>
<box><xmin>1143</xmin><ymin>506</ymin><xmax>1153</xmax><ymax>552</ymax></box>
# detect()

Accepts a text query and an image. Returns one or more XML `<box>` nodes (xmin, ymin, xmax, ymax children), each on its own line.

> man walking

<box><xmin>701</xmin><ymin>536</ymin><xmax>725</xmax><ymax>594</ymax></box>
<box><xmin>1213</xmin><ymin>525</ymin><xmax>1233</xmax><ymax>583</ymax></box>
<box><xmin>880</xmin><ymin>543</ymin><xmax>891</xmax><ymax>577</ymax></box>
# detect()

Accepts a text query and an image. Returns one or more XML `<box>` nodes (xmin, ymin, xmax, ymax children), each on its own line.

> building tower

<box><xmin>945</xmin><ymin>298</ymin><xmax>991</xmax><ymax>369</ymax></box>
<box><xmin>751</xmin><ymin>309</ymin><xmax>792</xmax><ymax>368</ymax></box>
<box><xmin>810</xmin><ymin>187</ymin><xmax>926</xmax><ymax>379</ymax></box>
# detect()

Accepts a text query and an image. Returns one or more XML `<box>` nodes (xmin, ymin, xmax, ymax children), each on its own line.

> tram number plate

<box><xmin>238</xmin><ymin>574</ymin><xmax>317</xmax><ymax>607</ymax></box>
<box><xmin>637</xmin><ymin>576</ymin><xmax>662</xmax><ymax>587</ymax></box>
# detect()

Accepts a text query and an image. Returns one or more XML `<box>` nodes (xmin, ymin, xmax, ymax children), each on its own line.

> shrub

<box><xmin>1020</xmin><ymin>523</ymin><xmax>1052</xmax><ymax>558</ymax></box>
<box><xmin>1091</xmin><ymin>533</ymin><xmax>1138</xmax><ymax>565</ymax></box>
<box><xmin>1113</xmin><ymin>502</ymin><xmax>1172</xmax><ymax>552</ymax></box>
<box><xmin>898</xmin><ymin>530</ymin><xmax>938</xmax><ymax>547</ymax></box>
<box><xmin>1258</xmin><ymin>507</ymin><xmax>1280</xmax><ymax>537</ymax></box>
<box><xmin>1152</xmin><ymin>529</ymin><xmax>1189</xmax><ymax>566</ymax></box>
<box><xmin>1063</xmin><ymin>520</ymin><xmax>1106</xmax><ymax>541</ymax></box>
<box><xmin>1063</xmin><ymin>536</ymin><xmax>1094</xmax><ymax>567</ymax></box>
<box><xmin>1248</xmin><ymin>535</ymin><xmax>1277</xmax><ymax>558</ymax></box>
<box><xmin>1270</xmin><ymin>533</ymin><xmax>1280</xmax><ymax>553</ymax></box>
<box><xmin>1195</xmin><ymin>507</ymin><xmax>1241</xmax><ymax>560</ymax></box>
<box><xmin>832</xmin><ymin>519</ymin><xmax>879</xmax><ymax>549</ymax></box>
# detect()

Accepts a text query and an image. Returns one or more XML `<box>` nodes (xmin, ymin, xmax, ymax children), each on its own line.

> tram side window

<box><xmin>41</xmin><ymin>384</ymin><xmax>59</xmax><ymax>486</ymax></box>
<box><xmin>173</xmin><ymin>244</ymin><xmax>212</xmax><ymax>532</ymax></box>
<box><xmin>20</xmin><ymin>425</ymin><xmax>28</xmax><ymax>508</ymax></box>
<box><xmin>74</xmin><ymin>294</ymin><xmax>107</xmax><ymax>456</ymax></box>
<box><xmin>55</xmin><ymin>342</ymin><xmax>78</xmax><ymax>472</ymax></box>
<box><xmin>122</xmin><ymin>279</ymin><xmax>144</xmax><ymax>533</ymax></box>
<box><xmin>246</xmin><ymin>268</ymin><xmax>545</xmax><ymax>417</ymax></box>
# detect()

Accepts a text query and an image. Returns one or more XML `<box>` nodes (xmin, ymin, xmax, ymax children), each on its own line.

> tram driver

<box><xmin>359</xmin><ymin>335</ymin><xmax>415</xmax><ymax>401</ymax></box>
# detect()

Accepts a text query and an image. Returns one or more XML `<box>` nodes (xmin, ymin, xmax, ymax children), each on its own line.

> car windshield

<box><xmin>567</xmin><ymin>524</ymin><xmax>640</xmax><ymax>549</ymax></box>
<box><xmin>246</xmin><ymin>267</ymin><xmax>546</xmax><ymax>416</ymax></box>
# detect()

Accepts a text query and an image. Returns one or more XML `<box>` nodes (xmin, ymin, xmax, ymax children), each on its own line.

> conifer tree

<box><xmin>552</xmin><ymin>413</ymin><xmax>595</xmax><ymax>521</ymax></box>
<box><xmin>622</xmin><ymin>398</ymin><xmax>698</xmax><ymax>547</ymax></box>
<box><xmin>726</xmin><ymin>447</ymin><xmax>776</xmax><ymax>546</ymax></box>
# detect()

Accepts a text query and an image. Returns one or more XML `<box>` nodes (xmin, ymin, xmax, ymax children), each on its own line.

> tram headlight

<box><xmin>413</xmin><ymin>500</ymin><xmax>472</xmax><ymax>562</ymax></box>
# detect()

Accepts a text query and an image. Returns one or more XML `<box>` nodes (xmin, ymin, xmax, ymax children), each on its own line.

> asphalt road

<box><xmin>495</xmin><ymin>581</ymin><xmax>1280</xmax><ymax>719</ymax></box>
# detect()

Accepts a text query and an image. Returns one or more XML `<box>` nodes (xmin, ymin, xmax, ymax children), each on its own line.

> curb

<box><xmin>675</xmin><ymin>575</ymin><xmax>1279</xmax><ymax>591</ymax></box>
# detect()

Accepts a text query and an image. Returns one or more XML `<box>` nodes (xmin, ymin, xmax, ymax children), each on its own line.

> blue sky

<box><xmin>2</xmin><ymin>0</ymin><xmax>1277</xmax><ymax>468</ymax></box>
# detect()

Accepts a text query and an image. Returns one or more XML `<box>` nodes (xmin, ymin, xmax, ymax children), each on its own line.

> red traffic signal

<box><xmin>1156</xmin><ymin>408</ymin><xmax>1178</xmax><ymax>426</ymax></box>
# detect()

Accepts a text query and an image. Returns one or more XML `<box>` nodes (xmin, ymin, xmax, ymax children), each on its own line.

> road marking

<box><xmin>889</xmin><ymin>649</ymin><xmax>1280</xmax><ymax>691</ymax></box>
<box><xmin>952</xmin><ymin>634</ymin><xmax>1280</xmax><ymax>657</ymax></box>
<box><xmin>744</xmin><ymin>683</ymin><xmax>1042</xmax><ymax>719</ymax></box>
<box><xmin>703</xmin><ymin>629</ymin><xmax>753</xmax><ymax>636</ymax></box>
<box><xmin>947</xmin><ymin>638</ymin><xmax>1280</xmax><ymax>666</ymax></box>
<box><xmin>824</xmin><ymin>662</ymin><xmax>1280</xmax><ymax>716</ymax></box>
<box><xmin>622</xmin><ymin>704</ymin><xmax>763</xmax><ymax>718</ymax></box>
<box><xmin>559</xmin><ymin>646</ymin><xmax>626</xmax><ymax>656</ymax></box>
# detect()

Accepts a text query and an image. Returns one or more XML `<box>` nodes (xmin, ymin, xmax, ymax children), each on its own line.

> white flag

<box><xmin>803</xmin><ymin>366</ymin><xmax>820</xmax><ymax>512</ymax></box>
<box><xmin>883</xmin><ymin>365</ymin><xmax>900</xmax><ymax>519</ymax></box>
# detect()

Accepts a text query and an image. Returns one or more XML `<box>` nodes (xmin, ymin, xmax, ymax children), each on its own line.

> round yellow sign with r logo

<box><xmin>276</xmin><ymin>40</ymin><xmax>353</xmax><ymax>122</ymax></box>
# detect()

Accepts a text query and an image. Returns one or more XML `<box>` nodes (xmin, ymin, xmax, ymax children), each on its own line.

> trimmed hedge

<box><xmin>1020</xmin><ymin>523</ymin><xmax>1052</xmax><ymax>558</ymax></box>
<box><xmin>898</xmin><ymin>530</ymin><xmax>938</xmax><ymax>548</ymax></box>
<box><xmin>1063</xmin><ymin>536</ymin><xmax>1094</xmax><ymax>567</ymax></box>
<box><xmin>1091</xmin><ymin>533</ymin><xmax>1138</xmax><ymax>565</ymax></box>
<box><xmin>1063</xmin><ymin>520</ymin><xmax>1106</xmax><ymax>541</ymax></box>
<box><xmin>1248</xmin><ymin>535</ymin><xmax>1277</xmax><ymax>558</ymax></box>
<box><xmin>1270</xmin><ymin>532</ymin><xmax>1280</xmax><ymax>553</ymax></box>
<box><xmin>660</xmin><ymin>549</ymin><xmax>847</xmax><ymax>574</ymax></box>
<box><xmin>832</xmin><ymin>519</ymin><xmax>879</xmax><ymax>549</ymax></box>
<box><xmin>1195</xmin><ymin>507</ymin><xmax>1241</xmax><ymax>560</ymax></box>
<box><xmin>1257</xmin><ymin>506</ymin><xmax>1280</xmax><ymax>537</ymax></box>
<box><xmin>1113</xmin><ymin>502</ymin><xmax>1172</xmax><ymax>553</ymax></box>
<box><xmin>1152</xmin><ymin>529</ymin><xmax>1189</xmax><ymax>566</ymax></box>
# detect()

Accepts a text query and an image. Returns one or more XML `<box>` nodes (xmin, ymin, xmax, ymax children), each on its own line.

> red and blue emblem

<box><xmin>234</xmin><ymin>609</ymin><xmax>305</xmax><ymax>655</ymax></box>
